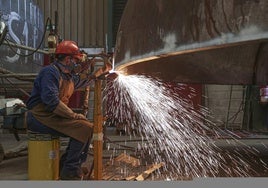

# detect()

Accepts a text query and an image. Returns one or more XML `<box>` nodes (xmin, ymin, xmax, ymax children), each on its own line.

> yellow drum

<box><xmin>28</xmin><ymin>132</ymin><xmax>60</xmax><ymax>180</ymax></box>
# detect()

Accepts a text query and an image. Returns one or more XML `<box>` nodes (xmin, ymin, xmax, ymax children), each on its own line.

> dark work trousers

<box><xmin>26</xmin><ymin>111</ymin><xmax>89</xmax><ymax>177</ymax></box>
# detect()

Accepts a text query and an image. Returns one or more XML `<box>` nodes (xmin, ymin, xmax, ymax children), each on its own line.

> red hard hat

<box><xmin>55</xmin><ymin>40</ymin><xmax>82</xmax><ymax>60</ymax></box>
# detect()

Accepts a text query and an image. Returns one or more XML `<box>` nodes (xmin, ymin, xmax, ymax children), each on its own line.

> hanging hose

<box><xmin>3</xmin><ymin>17</ymin><xmax>51</xmax><ymax>57</ymax></box>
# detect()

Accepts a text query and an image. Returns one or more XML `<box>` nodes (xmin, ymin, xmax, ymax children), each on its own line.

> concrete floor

<box><xmin>0</xmin><ymin>128</ymin><xmax>147</xmax><ymax>181</ymax></box>
<box><xmin>1</xmin><ymin>128</ymin><xmax>268</xmax><ymax>180</ymax></box>
<box><xmin>0</xmin><ymin>133</ymin><xmax>28</xmax><ymax>180</ymax></box>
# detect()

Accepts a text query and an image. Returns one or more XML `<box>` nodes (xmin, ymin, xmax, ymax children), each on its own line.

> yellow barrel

<box><xmin>28</xmin><ymin>132</ymin><xmax>60</xmax><ymax>180</ymax></box>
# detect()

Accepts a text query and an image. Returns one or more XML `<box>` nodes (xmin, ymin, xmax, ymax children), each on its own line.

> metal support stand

<box><xmin>93</xmin><ymin>79</ymin><xmax>103</xmax><ymax>180</ymax></box>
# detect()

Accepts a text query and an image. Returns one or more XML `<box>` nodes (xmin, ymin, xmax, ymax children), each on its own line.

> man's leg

<box><xmin>27</xmin><ymin>111</ymin><xmax>92</xmax><ymax>180</ymax></box>
<box><xmin>27</xmin><ymin>111</ymin><xmax>66</xmax><ymax>136</ymax></box>
<box><xmin>60</xmin><ymin>138</ymin><xmax>89</xmax><ymax>180</ymax></box>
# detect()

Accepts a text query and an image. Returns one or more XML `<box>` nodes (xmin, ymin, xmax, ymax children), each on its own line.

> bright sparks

<box><xmin>103</xmin><ymin>73</ymin><xmax>267</xmax><ymax>179</ymax></box>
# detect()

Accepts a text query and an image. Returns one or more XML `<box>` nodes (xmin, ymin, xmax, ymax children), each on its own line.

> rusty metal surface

<box><xmin>114</xmin><ymin>0</ymin><xmax>268</xmax><ymax>85</ymax></box>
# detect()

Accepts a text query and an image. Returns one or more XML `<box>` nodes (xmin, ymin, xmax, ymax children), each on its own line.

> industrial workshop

<box><xmin>1</xmin><ymin>0</ymin><xmax>268</xmax><ymax>182</ymax></box>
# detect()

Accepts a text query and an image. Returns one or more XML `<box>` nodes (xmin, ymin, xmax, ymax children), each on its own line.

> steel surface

<box><xmin>114</xmin><ymin>0</ymin><xmax>268</xmax><ymax>85</ymax></box>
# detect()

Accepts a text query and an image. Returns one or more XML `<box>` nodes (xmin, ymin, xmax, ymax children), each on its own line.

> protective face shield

<box><xmin>58</xmin><ymin>56</ymin><xmax>82</xmax><ymax>74</ymax></box>
<box><xmin>75</xmin><ymin>53</ymin><xmax>94</xmax><ymax>74</ymax></box>
<box><xmin>70</xmin><ymin>56</ymin><xmax>82</xmax><ymax>74</ymax></box>
<box><xmin>61</xmin><ymin>52</ymin><xmax>92</xmax><ymax>75</ymax></box>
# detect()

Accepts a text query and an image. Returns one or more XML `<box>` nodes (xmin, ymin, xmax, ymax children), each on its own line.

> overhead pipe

<box><xmin>4</xmin><ymin>78</ymin><xmax>30</xmax><ymax>97</ymax></box>
<box><xmin>2</xmin><ymin>40</ymin><xmax>49</xmax><ymax>55</ymax></box>
<box><xmin>0</xmin><ymin>67</ymin><xmax>36</xmax><ymax>82</ymax></box>
<box><xmin>0</xmin><ymin>73</ymin><xmax>37</xmax><ymax>78</ymax></box>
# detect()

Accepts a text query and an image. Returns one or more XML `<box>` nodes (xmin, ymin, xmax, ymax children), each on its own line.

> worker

<box><xmin>25</xmin><ymin>40</ymin><xmax>112</xmax><ymax>180</ymax></box>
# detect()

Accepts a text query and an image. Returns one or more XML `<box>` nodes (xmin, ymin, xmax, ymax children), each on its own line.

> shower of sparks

<box><xmin>103</xmin><ymin>73</ymin><xmax>267</xmax><ymax>179</ymax></box>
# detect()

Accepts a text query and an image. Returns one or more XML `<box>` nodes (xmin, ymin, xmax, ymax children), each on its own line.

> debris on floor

<box><xmin>89</xmin><ymin>152</ymin><xmax>164</xmax><ymax>181</ymax></box>
<box><xmin>133</xmin><ymin>162</ymin><xmax>165</xmax><ymax>181</ymax></box>
<box><xmin>3</xmin><ymin>142</ymin><xmax>27</xmax><ymax>159</ymax></box>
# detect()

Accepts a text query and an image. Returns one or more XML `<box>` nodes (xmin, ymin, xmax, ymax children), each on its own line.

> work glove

<box><xmin>53</xmin><ymin>101</ymin><xmax>87</xmax><ymax>120</ymax></box>
<box><xmin>73</xmin><ymin>113</ymin><xmax>87</xmax><ymax>120</ymax></box>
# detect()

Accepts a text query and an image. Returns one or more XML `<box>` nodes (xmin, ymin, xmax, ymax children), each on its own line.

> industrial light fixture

<box><xmin>0</xmin><ymin>20</ymin><xmax>7</xmax><ymax>45</ymax></box>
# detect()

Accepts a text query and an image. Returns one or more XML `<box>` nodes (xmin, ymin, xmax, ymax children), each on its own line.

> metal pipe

<box><xmin>5</xmin><ymin>78</ymin><xmax>30</xmax><ymax>97</ymax></box>
<box><xmin>0</xmin><ymin>67</ymin><xmax>35</xmax><ymax>82</ymax></box>
<box><xmin>0</xmin><ymin>73</ymin><xmax>37</xmax><ymax>78</ymax></box>
<box><xmin>2</xmin><ymin>40</ymin><xmax>49</xmax><ymax>55</ymax></box>
<box><xmin>0</xmin><ymin>83</ymin><xmax>33</xmax><ymax>89</ymax></box>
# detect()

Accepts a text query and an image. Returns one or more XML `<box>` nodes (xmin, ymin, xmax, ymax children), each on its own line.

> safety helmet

<box><xmin>55</xmin><ymin>40</ymin><xmax>83</xmax><ymax>60</ymax></box>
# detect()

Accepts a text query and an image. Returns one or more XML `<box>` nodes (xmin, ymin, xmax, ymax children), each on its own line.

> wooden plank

<box><xmin>114</xmin><ymin>153</ymin><xmax>140</xmax><ymax>167</ymax></box>
<box><xmin>135</xmin><ymin>162</ymin><xmax>165</xmax><ymax>181</ymax></box>
<box><xmin>102</xmin><ymin>174</ymin><xmax>115</xmax><ymax>180</ymax></box>
<box><xmin>125</xmin><ymin>176</ymin><xmax>136</xmax><ymax>181</ymax></box>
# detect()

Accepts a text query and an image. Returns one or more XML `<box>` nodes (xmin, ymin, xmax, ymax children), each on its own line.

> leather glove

<box><xmin>73</xmin><ymin>113</ymin><xmax>87</xmax><ymax>120</ymax></box>
<box><xmin>53</xmin><ymin>101</ymin><xmax>87</xmax><ymax>120</ymax></box>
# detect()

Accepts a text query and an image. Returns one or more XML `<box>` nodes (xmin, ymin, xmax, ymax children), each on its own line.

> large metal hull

<box><xmin>114</xmin><ymin>0</ymin><xmax>268</xmax><ymax>85</ymax></box>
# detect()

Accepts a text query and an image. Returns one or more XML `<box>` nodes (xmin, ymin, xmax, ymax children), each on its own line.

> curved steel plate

<box><xmin>114</xmin><ymin>0</ymin><xmax>268</xmax><ymax>85</ymax></box>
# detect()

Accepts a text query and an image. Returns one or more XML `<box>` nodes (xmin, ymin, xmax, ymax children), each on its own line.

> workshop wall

<box><xmin>35</xmin><ymin>0</ymin><xmax>108</xmax><ymax>48</ymax></box>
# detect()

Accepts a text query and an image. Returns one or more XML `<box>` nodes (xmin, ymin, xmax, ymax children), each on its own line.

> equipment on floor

<box><xmin>0</xmin><ymin>98</ymin><xmax>28</xmax><ymax>141</ymax></box>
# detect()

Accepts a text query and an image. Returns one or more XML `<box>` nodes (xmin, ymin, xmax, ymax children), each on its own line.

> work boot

<box><xmin>59</xmin><ymin>152</ymin><xmax>67</xmax><ymax>173</ymax></box>
<box><xmin>60</xmin><ymin>168</ymin><xmax>83</xmax><ymax>180</ymax></box>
